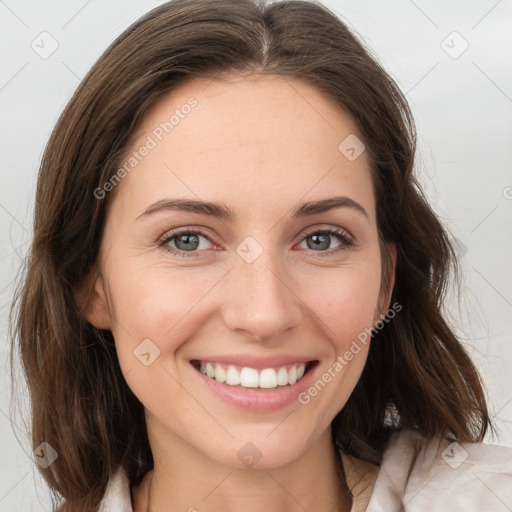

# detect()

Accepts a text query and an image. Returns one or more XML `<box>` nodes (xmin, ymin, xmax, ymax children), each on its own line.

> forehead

<box><xmin>111</xmin><ymin>73</ymin><xmax>376</xmax><ymax>225</ymax></box>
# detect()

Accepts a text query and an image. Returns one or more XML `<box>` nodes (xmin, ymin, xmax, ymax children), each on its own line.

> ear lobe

<box><xmin>74</xmin><ymin>268</ymin><xmax>112</xmax><ymax>330</ymax></box>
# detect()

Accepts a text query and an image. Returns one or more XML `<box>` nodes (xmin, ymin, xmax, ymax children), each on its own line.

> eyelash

<box><xmin>158</xmin><ymin>226</ymin><xmax>355</xmax><ymax>259</ymax></box>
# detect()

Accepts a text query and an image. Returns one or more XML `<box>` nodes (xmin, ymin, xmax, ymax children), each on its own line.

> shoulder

<box><xmin>366</xmin><ymin>429</ymin><xmax>512</xmax><ymax>511</ymax></box>
<box><xmin>97</xmin><ymin>467</ymin><xmax>133</xmax><ymax>512</ymax></box>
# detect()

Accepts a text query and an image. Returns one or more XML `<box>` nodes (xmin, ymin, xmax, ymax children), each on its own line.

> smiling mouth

<box><xmin>190</xmin><ymin>360</ymin><xmax>319</xmax><ymax>390</ymax></box>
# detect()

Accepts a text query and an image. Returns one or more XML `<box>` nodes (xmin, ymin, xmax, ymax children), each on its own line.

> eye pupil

<box><xmin>308</xmin><ymin>233</ymin><xmax>330</xmax><ymax>251</ymax></box>
<box><xmin>176</xmin><ymin>234</ymin><xmax>199</xmax><ymax>251</ymax></box>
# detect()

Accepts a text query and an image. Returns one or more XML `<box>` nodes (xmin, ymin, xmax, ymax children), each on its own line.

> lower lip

<box><xmin>190</xmin><ymin>362</ymin><xmax>319</xmax><ymax>411</ymax></box>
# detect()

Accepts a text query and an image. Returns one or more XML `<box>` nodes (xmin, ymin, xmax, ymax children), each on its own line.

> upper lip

<box><xmin>190</xmin><ymin>354</ymin><xmax>317</xmax><ymax>370</ymax></box>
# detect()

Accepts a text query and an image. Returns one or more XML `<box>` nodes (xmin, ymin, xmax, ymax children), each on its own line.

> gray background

<box><xmin>1</xmin><ymin>0</ymin><xmax>511</xmax><ymax>510</ymax></box>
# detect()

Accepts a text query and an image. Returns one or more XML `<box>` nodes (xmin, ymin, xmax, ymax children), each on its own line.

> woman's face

<box><xmin>87</xmin><ymin>73</ymin><xmax>395</xmax><ymax>469</ymax></box>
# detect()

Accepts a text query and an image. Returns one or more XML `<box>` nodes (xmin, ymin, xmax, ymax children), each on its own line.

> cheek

<box><xmin>105</xmin><ymin>259</ymin><xmax>223</xmax><ymax>364</ymax></box>
<box><xmin>105</xmin><ymin>264</ymin><xmax>209</xmax><ymax>413</ymax></box>
<box><xmin>296</xmin><ymin>266</ymin><xmax>378</xmax><ymax>421</ymax></box>
<box><xmin>299</xmin><ymin>261</ymin><xmax>381</xmax><ymax>350</ymax></box>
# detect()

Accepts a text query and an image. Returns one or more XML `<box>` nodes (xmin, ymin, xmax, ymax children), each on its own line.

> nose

<box><xmin>221</xmin><ymin>246</ymin><xmax>303</xmax><ymax>343</ymax></box>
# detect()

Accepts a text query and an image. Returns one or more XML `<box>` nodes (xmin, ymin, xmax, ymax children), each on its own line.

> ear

<box><xmin>374</xmin><ymin>242</ymin><xmax>397</xmax><ymax>322</ymax></box>
<box><xmin>74</xmin><ymin>267</ymin><xmax>112</xmax><ymax>330</ymax></box>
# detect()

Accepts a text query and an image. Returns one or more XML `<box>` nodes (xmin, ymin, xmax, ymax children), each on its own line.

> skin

<box><xmin>84</xmin><ymin>72</ymin><xmax>396</xmax><ymax>512</ymax></box>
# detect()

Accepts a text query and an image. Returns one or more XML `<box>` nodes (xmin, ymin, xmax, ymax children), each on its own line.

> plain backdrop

<box><xmin>1</xmin><ymin>0</ymin><xmax>511</xmax><ymax>510</ymax></box>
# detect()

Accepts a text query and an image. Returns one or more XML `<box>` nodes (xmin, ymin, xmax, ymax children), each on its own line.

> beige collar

<box><xmin>340</xmin><ymin>452</ymin><xmax>379</xmax><ymax>512</ymax></box>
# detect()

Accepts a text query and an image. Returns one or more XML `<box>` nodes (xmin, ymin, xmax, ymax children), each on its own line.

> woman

<box><xmin>10</xmin><ymin>0</ymin><xmax>512</xmax><ymax>510</ymax></box>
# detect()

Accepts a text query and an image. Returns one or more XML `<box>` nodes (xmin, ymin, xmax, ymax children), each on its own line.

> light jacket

<box><xmin>98</xmin><ymin>429</ymin><xmax>512</xmax><ymax>511</ymax></box>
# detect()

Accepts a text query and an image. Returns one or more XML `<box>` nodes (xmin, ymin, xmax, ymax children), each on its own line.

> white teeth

<box><xmin>288</xmin><ymin>365</ymin><xmax>298</xmax><ymax>385</ymax></box>
<box><xmin>198</xmin><ymin>361</ymin><xmax>309</xmax><ymax>389</ymax></box>
<box><xmin>225</xmin><ymin>365</ymin><xmax>240</xmax><ymax>385</ymax></box>
<box><xmin>240</xmin><ymin>367</ymin><xmax>259</xmax><ymax>388</ymax></box>
<box><xmin>276</xmin><ymin>367</ymin><xmax>289</xmax><ymax>386</ymax></box>
<box><xmin>206</xmin><ymin>362</ymin><xmax>215</xmax><ymax>378</ymax></box>
<box><xmin>214</xmin><ymin>364</ymin><xmax>226</xmax><ymax>383</ymax></box>
<box><xmin>259</xmin><ymin>368</ymin><xmax>277</xmax><ymax>388</ymax></box>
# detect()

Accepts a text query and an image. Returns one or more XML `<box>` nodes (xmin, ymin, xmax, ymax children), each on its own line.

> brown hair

<box><xmin>10</xmin><ymin>0</ymin><xmax>491</xmax><ymax>510</ymax></box>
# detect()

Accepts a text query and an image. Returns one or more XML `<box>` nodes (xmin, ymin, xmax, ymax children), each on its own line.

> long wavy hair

<box><xmin>10</xmin><ymin>0</ymin><xmax>491</xmax><ymax>510</ymax></box>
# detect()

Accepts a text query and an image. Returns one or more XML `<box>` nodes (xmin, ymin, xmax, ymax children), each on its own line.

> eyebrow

<box><xmin>136</xmin><ymin>196</ymin><xmax>369</xmax><ymax>221</ymax></box>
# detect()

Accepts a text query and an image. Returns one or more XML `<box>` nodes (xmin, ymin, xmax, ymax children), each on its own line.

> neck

<box><xmin>134</xmin><ymin>420</ymin><xmax>352</xmax><ymax>512</ymax></box>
